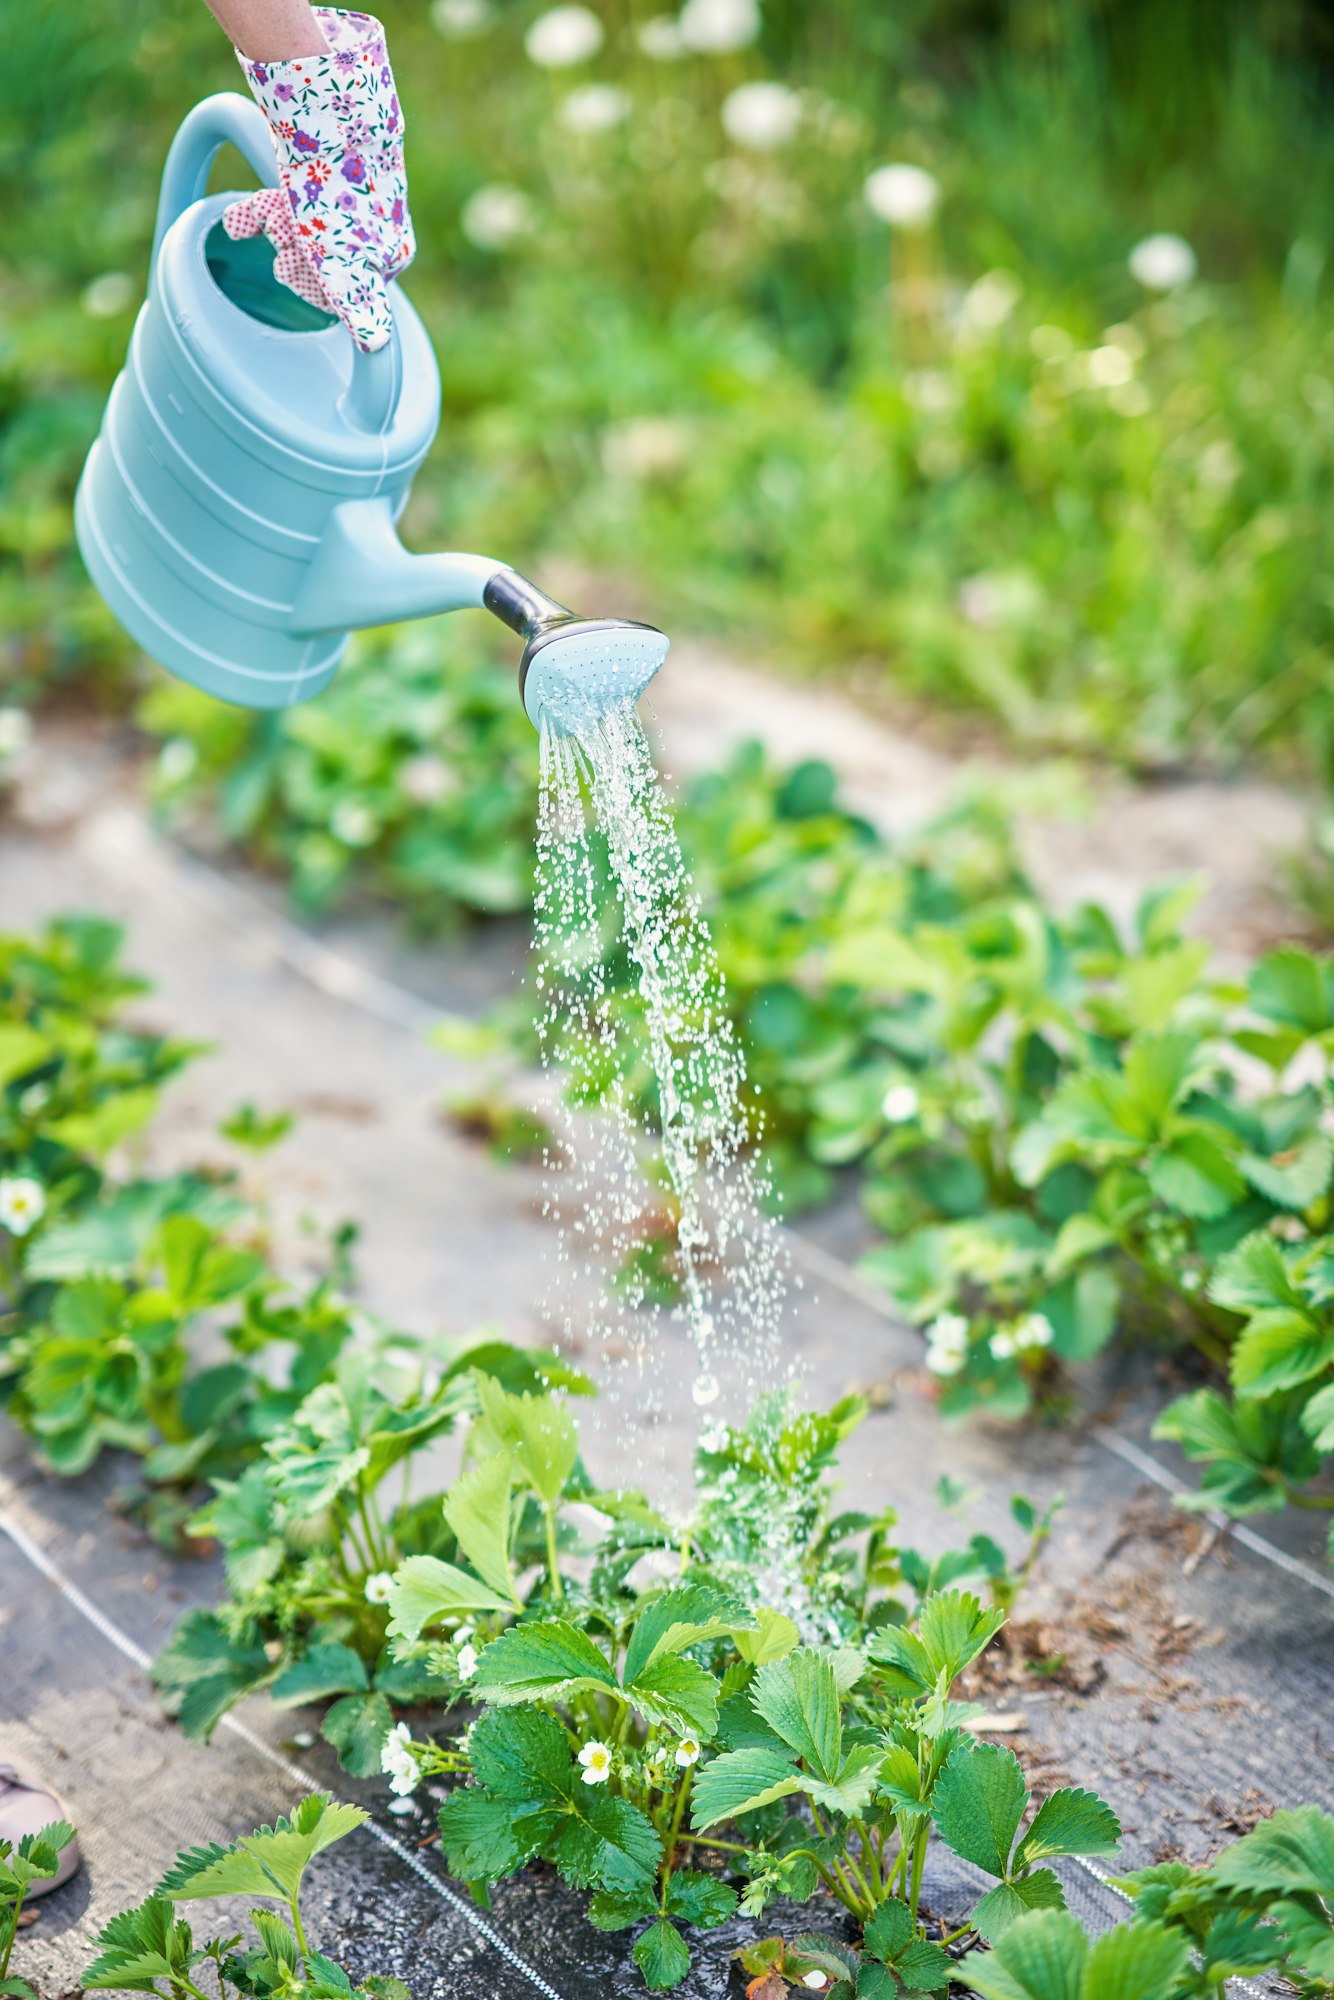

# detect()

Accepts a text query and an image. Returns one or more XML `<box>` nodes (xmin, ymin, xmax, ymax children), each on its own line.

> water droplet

<box><xmin>692</xmin><ymin>1371</ymin><xmax>720</xmax><ymax>1407</ymax></box>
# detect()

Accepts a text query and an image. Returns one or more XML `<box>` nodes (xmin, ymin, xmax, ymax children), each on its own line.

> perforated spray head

<box><xmin>484</xmin><ymin>570</ymin><xmax>669</xmax><ymax>736</ymax></box>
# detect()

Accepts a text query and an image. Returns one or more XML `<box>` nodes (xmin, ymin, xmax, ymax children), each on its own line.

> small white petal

<box><xmin>881</xmin><ymin>1083</ymin><xmax>920</xmax><ymax>1124</ymax></box>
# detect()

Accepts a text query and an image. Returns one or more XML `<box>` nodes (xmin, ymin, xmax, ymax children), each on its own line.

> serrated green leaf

<box><xmin>1014</xmin><ymin>1788</ymin><xmax>1122</xmax><ymax>1870</ymax></box>
<box><xmin>971</xmin><ymin>1870</ymin><xmax>1066</xmax><ymax>1943</ymax></box>
<box><xmin>321</xmin><ymin>1691</ymin><xmax>395</xmax><ymax>1778</ymax></box>
<box><xmin>473</xmin><ymin>1377</ymin><xmax>578</xmax><ymax>1507</ymax></box>
<box><xmin>268</xmin><ymin>1643</ymin><xmax>368</xmax><ymax>1708</ymax></box>
<box><xmin>1241</xmin><ymin>1131</ymin><xmax>1334</xmax><ymax>1209</ymax></box>
<box><xmin>690</xmin><ymin>1748</ymin><xmax>803</xmax><ymax>1831</ymax></box>
<box><xmin>1248</xmin><ymin>949</ymin><xmax>1334</xmax><ymax>1036</ymax></box>
<box><xmin>385</xmin><ymin>1554</ymin><xmax>513</xmax><ymax>1641</ymax></box>
<box><xmin>1229</xmin><ymin>1310</ymin><xmax>1334</xmax><ymax>1397</ymax></box>
<box><xmin>1081</xmin><ymin>1920</ymin><xmax>1193</xmax><ymax>1999</ymax></box>
<box><xmin>956</xmin><ymin>1908</ymin><xmax>1088</xmax><ymax>2000</ymax></box>
<box><xmin>633</xmin><ymin>1918</ymin><xmax>691</xmax><ymax>1990</ymax></box>
<box><xmin>664</xmin><ymin>1870</ymin><xmax>738</xmax><ymax>1928</ymax></box>
<box><xmin>443</xmin><ymin>1451</ymin><xmax>520</xmax><ymax>1603</ymax></box>
<box><xmin>587</xmin><ymin>1885</ymin><xmax>659</xmax><ymax>1931</ymax></box>
<box><xmin>251</xmin><ymin>1911</ymin><xmax>301</xmax><ymax>1969</ymax></box>
<box><xmin>82</xmin><ymin>1897</ymin><xmax>195</xmax><ymax>1992</ymax></box>
<box><xmin>159</xmin><ymin>1795</ymin><xmax>366</xmax><ymax>1904</ymax></box>
<box><xmin>734</xmin><ymin>1608</ymin><xmax>800</xmax><ymax>1666</ymax></box>
<box><xmin>1207</xmin><ymin>1804</ymin><xmax>1334</xmax><ymax>1897</ymax></box>
<box><xmin>622</xmin><ymin>1584</ymin><xmax>752</xmax><ymax>1684</ymax></box>
<box><xmin>1147</xmin><ymin>1133</ymin><xmax>1245</xmax><ymax>1220</ymax></box>
<box><xmin>474</xmin><ymin>1620</ymin><xmax>617</xmax><ymax>1705</ymax></box>
<box><xmin>1209</xmin><ymin>1233</ymin><xmax>1302</xmax><ymax>1314</ymax></box>
<box><xmin>931</xmin><ymin>1742</ymin><xmax>1028</xmax><ymax>1880</ymax></box>
<box><xmin>1302</xmin><ymin>1383</ymin><xmax>1334</xmax><ymax>1451</ymax></box>
<box><xmin>624</xmin><ymin>1653</ymin><xmax>721</xmax><ymax>1735</ymax></box>
<box><xmin>807</xmin><ymin>1744</ymin><xmax>884</xmax><ymax>1821</ymax></box>
<box><xmin>751</xmin><ymin>1648</ymin><xmax>842</xmax><ymax>1782</ymax></box>
<box><xmin>436</xmin><ymin>1790</ymin><xmax>528</xmax><ymax>1880</ymax></box>
<box><xmin>467</xmin><ymin>1707</ymin><xmax>573</xmax><ymax>1799</ymax></box>
<box><xmin>549</xmin><ymin>1790</ymin><xmax>661</xmax><ymax>1894</ymax></box>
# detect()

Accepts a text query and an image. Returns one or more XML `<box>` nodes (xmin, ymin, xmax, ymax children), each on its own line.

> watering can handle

<box><xmin>152</xmin><ymin>92</ymin><xmax>399</xmax><ymax>437</ymax></box>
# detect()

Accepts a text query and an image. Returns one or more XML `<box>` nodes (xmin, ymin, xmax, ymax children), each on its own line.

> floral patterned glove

<box><xmin>223</xmin><ymin>7</ymin><xmax>414</xmax><ymax>353</ymax></box>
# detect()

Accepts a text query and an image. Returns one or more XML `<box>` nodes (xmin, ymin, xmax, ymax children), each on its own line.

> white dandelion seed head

<box><xmin>430</xmin><ymin>0</ymin><xmax>494</xmax><ymax>36</ymax></box>
<box><xmin>1128</xmin><ymin>232</ymin><xmax>1197</xmax><ymax>291</ymax></box>
<box><xmin>525</xmin><ymin>4</ymin><xmax>604</xmax><ymax>67</ymax></box>
<box><xmin>560</xmin><ymin>82</ymin><xmax>632</xmax><ymax>133</ymax></box>
<box><xmin>721</xmin><ymin>81</ymin><xmax>801</xmax><ymax>150</ymax></box>
<box><xmin>461</xmin><ymin>184</ymin><xmax>535</xmax><ymax>250</ymax></box>
<box><xmin>678</xmin><ymin>0</ymin><xmax>760</xmax><ymax>53</ymax></box>
<box><xmin>637</xmin><ymin>13</ymin><xmax>685</xmax><ymax>58</ymax></box>
<box><xmin>864</xmin><ymin>162</ymin><xmax>940</xmax><ymax>228</ymax></box>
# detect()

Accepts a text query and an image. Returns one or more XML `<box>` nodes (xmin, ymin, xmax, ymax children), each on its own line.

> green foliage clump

<box><xmin>958</xmin><ymin>1802</ymin><xmax>1334</xmax><ymax>1998</ymax></box>
<box><xmin>371</xmin><ymin>1385</ymin><xmax>1110</xmax><ymax>1990</ymax></box>
<box><xmin>83</xmin><ymin>1793</ymin><xmax>409</xmax><ymax>2000</ymax></box>
<box><xmin>139</xmin><ymin>629</ymin><xmax>538</xmax><ymax>924</ymax></box>
<box><xmin>0</xmin><ymin>917</ymin><xmax>374</xmax><ymax>1537</ymax></box>
<box><xmin>152</xmin><ymin>1340</ymin><xmax>593</xmax><ymax>1772</ymax></box>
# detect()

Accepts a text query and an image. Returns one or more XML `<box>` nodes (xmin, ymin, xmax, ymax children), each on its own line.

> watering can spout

<box><xmin>289</xmin><ymin>500</ymin><xmax>669</xmax><ymax>735</ymax></box>
<box><xmin>290</xmin><ymin>498</ymin><xmax>506</xmax><ymax>632</ymax></box>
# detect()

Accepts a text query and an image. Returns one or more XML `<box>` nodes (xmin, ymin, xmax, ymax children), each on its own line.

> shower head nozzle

<box><xmin>484</xmin><ymin>571</ymin><xmax>669</xmax><ymax>737</ymax></box>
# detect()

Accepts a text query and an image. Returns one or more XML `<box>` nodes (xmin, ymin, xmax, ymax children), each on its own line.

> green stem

<box><xmin>683</xmin><ymin>1834</ymin><xmax>749</xmax><ymax>1855</ymax></box>
<box><xmin>0</xmin><ymin>1895</ymin><xmax>20</xmax><ymax>1979</ymax></box>
<box><xmin>543</xmin><ymin>1504</ymin><xmax>565</xmax><ymax>1599</ymax></box>
<box><xmin>1290</xmin><ymin>1492</ymin><xmax>1334</xmax><ymax>1510</ymax></box>
<box><xmin>288</xmin><ymin>1893</ymin><xmax>311</xmax><ymax>1965</ymax></box>
<box><xmin>907</xmin><ymin>1823</ymin><xmax>928</xmax><ymax>1926</ymax></box>
<box><xmin>845</xmin><ymin>1822</ymin><xmax>880</xmax><ymax>1909</ymax></box>
<box><xmin>660</xmin><ymin>1768</ymin><xmax>696</xmax><ymax>1888</ymax></box>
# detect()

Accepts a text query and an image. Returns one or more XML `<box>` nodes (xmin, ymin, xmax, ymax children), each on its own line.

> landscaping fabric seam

<box><xmin>0</xmin><ymin>1477</ymin><xmax>573</xmax><ymax>2000</ymax></box>
<box><xmin>97</xmin><ymin>804</ymin><xmax>1334</xmax><ymax>1617</ymax></box>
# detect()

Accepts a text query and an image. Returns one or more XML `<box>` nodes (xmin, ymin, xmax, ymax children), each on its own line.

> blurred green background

<box><xmin>4</xmin><ymin>0</ymin><xmax>1334</xmax><ymax>782</ymax></box>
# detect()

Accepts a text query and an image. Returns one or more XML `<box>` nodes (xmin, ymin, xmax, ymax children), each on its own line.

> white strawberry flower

<box><xmin>924</xmin><ymin>1310</ymin><xmax>969</xmax><ymax>1376</ymax></box>
<box><xmin>364</xmin><ymin>1571</ymin><xmax>394</xmax><ymax>1604</ymax></box>
<box><xmin>0</xmin><ymin>1178</ymin><xmax>46</xmax><ymax>1237</ymax></box>
<box><xmin>456</xmin><ymin>1643</ymin><xmax>479</xmax><ymax>1682</ymax></box>
<box><xmin>380</xmin><ymin>1721</ymin><xmax>421</xmax><ymax>1796</ymax></box>
<box><xmin>579</xmin><ymin>1739</ymin><xmax>613</xmax><ymax>1784</ymax></box>
<box><xmin>674</xmin><ymin>1735</ymin><xmax>701</xmax><ymax>1768</ymax></box>
<box><xmin>881</xmin><ymin>1082</ymin><xmax>920</xmax><ymax>1124</ymax></box>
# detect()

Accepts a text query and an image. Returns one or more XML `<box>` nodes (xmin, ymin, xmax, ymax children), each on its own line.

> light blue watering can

<box><xmin>75</xmin><ymin>93</ymin><xmax>668</xmax><ymax>735</ymax></box>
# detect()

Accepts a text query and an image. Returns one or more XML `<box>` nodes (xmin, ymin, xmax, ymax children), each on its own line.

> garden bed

<box><xmin>3</xmin><ymin>723</ymin><xmax>1331</xmax><ymax>1996</ymax></box>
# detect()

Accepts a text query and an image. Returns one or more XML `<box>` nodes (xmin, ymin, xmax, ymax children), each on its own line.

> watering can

<box><xmin>74</xmin><ymin>93</ymin><xmax>668</xmax><ymax>735</ymax></box>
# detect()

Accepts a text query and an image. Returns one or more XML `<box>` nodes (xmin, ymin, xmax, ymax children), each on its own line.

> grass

<box><xmin>3</xmin><ymin>0</ymin><xmax>1334</xmax><ymax>785</ymax></box>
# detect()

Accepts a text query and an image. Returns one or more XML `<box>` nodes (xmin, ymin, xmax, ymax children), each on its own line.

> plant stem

<box><xmin>0</xmin><ymin>1895</ymin><xmax>20</xmax><ymax>1978</ymax></box>
<box><xmin>662</xmin><ymin>1767</ymin><xmax>692</xmax><ymax>1881</ymax></box>
<box><xmin>288</xmin><ymin>1893</ymin><xmax>311</xmax><ymax>1965</ymax></box>
<box><xmin>543</xmin><ymin>1503</ymin><xmax>565</xmax><ymax>1599</ymax></box>
<box><xmin>683</xmin><ymin>1834</ymin><xmax>748</xmax><ymax>1855</ymax></box>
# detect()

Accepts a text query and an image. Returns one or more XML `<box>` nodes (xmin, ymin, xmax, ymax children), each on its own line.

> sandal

<box><xmin>0</xmin><ymin>1762</ymin><xmax>82</xmax><ymax>1895</ymax></box>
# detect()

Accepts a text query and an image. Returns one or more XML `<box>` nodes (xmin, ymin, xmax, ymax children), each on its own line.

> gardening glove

<box><xmin>223</xmin><ymin>7</ymin><xmax>414</xmax><ymax>354</ymax></box>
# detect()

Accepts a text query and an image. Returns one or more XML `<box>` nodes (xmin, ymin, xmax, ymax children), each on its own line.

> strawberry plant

<box><xmin>370</xmin><ymin>1386</ymin><xmax>1110</xmax><ymax>1990</ymax></box>
<box><xmin>0</xmin><ymin>1818</ymin><xmax>77</xmax><ymax>2000</ymax></box>
<box><xmin>83</xmin><ymin>1794</ymin><xmax>408</xmax><ymax>2000</ymax></box>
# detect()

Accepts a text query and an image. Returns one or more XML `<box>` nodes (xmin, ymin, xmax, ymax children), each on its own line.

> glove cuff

<box><xmin>235</xmin><ymin>7</ymin><xmax>413</xmax><ymax>282</ymax></box>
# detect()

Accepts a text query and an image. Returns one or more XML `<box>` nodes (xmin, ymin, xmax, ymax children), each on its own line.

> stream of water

<box><xmin>532</xmin><ymin>699</ymin><xmax>790</xmax><ymax>1420</ymax></box>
